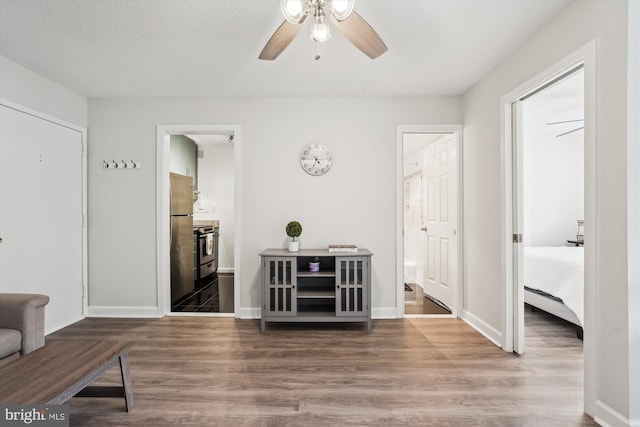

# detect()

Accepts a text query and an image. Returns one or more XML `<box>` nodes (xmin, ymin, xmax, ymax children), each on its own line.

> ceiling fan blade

<box><xmin>330</xmin><ymin>11</ymin><xmax>387</xmax><ymax>59</ymax></box>
<box><xmin>259</xmin><ymin>16</ymin><xmax>307</xmax><ymax>60</ymax></box>
<box><xmin>556</xmin><ymin>126</ymin><xmax>585</xmax><ymax>137</ymax></box>
<box><xmin>546</xmin><ymin>119</ymin><xmax>584</xmax><ymax>125</ymax></box>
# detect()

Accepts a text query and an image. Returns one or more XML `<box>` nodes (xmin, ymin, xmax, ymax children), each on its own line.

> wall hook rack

<box><xmin>103</xmin><ymin>160</ymin><xmax>141</xmax><ymax>169</ymax></box>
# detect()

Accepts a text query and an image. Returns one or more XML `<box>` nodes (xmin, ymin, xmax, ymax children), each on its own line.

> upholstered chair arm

<box><xmin>0</xmin><ymin>293</ymin><xmax>49</xmax><ymax>354</ymax></box>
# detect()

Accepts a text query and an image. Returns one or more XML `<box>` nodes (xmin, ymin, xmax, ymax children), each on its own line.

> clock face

<box><xmin>300</xmin><ymin>144</ymin><xmax>332</xmax><ymax>176</ymax></box>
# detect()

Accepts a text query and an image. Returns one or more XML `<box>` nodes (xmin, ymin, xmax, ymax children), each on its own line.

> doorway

<box><xmin>396</xmin><ymin>125</ymin><xmax>462</xmax><ymax>318</ymax></box>
<box><xmin>515</xmin><ymin>67</ymin><xmax>585</xmax><ymax>354</ymax></box>
<box><xmin>501</xmin><ymin>44</ymin><xmax>597</xmax><ymax>414</ymax></box>
<box><xmin>157</xmin><ymin>125</ymin><xmax>241</xmax><ymax>317</ymax></box>
<box><xmin>189</xmin><ymin>134</ymin><xmax>235</xmax><ymax>314</ymax></box>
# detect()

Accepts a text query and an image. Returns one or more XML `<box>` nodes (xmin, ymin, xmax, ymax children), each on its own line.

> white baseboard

<box><xmin>238</xmin><ymin>307</ymin><xmax>261</xmax><ymax>319</ymax></box>
<box><xmin>594</xmin><ymin>400</ymin><xmax>637</xmax><ymax>427</ymax></box>
<box><xmin>461</xmin><ymin>309</ymin><xmax>502</xmax><ymax>348</ymax></box>
<box><xmin>372</xmin><ymin>307</ymin><xmax>397</xmax><ymax>319</ymax></box>
<box><xmin>88</xmin><ymin>306</ymin><xmax>163</xmax><ymax>318</ymax></box>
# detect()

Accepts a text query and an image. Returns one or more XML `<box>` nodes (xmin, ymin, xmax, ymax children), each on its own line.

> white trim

<box><xmin>461</xmin><ymin>309</ymin><xmax>503</xmax><ymax>348</ymax></box>
<box><xmin>395</xmin><ymin>124</ymin><xmax>464</xmax><ymax>319</ymax></box>
<box><xmin>88</xmin><ymin>306</ymin><xmax>163</xmax><ymax>318</ymax></box>
<box><xmin>217</xmin><ymin>267</ymin><xmax>234</xmax><ymax>274</ymax></box>
<box><xmin>499</xmin><ymin>40</ymin><xmax>597</xmax><ymax>415</ymax></box>
<box><xmin>0</xmin><ymin>98</ymin><xmax>89</xmax><ymax>320</ymax></box>
<box><xmin>627</xmin><ymin>1</ymin><xmax>640</xmax><ymax>422</ymax></box>
<box><xmin>156</xmin><ymin>124</ymin><xmax>242</xmax><ymax>318</ymax></box>
<box><xmin>238</xmin><ymin>307</ymin><xmax>261</xmax><ymax>319</ymax></box>
<box><xmin>594</xmin><ymin>400</ymin><xmax>638</xmax><ymax>427</ymax></box>
<box><xmin>372</xmin><ymin>307</ymin><xmax>397</xmax><ymax>319</ymax></box>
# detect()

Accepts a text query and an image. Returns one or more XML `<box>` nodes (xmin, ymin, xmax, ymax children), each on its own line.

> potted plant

<box><xmin>285</xmin><ymin>221</ymin><xmax>302</xmax><ymax>252</ymax></box>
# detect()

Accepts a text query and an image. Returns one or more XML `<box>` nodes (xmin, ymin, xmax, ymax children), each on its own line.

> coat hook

<box><xmin>103</xmin><ymin>160</ymin><xmax>109</xmax><ymax>168</ymax></box>
<box><xmin>121</xmin><ymin>160</ymin><xmax>128</xmax><ymax>168</ymax></box>
<box><xmin>131</xmin><ymin>160</ymin><xmax>137</xmax><ymax>168</ymax></box>
<box><xmin>112</xmin><ymin>160</ymin><xmax>118</xmax><ymax>169</ymax></box>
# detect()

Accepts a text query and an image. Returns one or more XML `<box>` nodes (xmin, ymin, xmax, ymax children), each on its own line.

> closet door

<box><xmin>0</xmin><ymin>104</ymin><xmax>85</xmax><ymax>332</ymax></box>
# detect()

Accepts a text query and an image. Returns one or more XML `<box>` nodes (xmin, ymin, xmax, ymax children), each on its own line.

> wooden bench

<box><xmin>0</xmin><ymin>340</ymin><xmax>134</xmax><ymax>411</ymax></box>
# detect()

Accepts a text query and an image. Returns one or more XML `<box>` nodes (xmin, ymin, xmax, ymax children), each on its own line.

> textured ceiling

<box><xmin>0</xmin><ymin>0</ymin><xmax>571</xmax><ymax>98</ymax></box>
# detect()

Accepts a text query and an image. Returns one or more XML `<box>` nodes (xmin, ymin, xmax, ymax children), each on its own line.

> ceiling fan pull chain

<box><xmin>315</xmin><ymin>41</ymin><xmax>322</xmax><ymax>60</ymax></box>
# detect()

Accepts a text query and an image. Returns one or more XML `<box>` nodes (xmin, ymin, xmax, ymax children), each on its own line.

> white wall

<box><xmin>462</xmin><ymin>1</ymin><xmax>634</xmax><ymax>424</ymax></box>
<box><xmin>522</xmin><ymin>79</ymin><xmax>584</xmax><ymax>247</ymax></box>
<box><xmin>87</xmin><ymin>96</ymin><xmax>461</xmax><ymax>318</ymax></box>
<box><xmin>195</xmin><ymin>142</ymin><xmax>235</xmax><ymax>271</ymax></box>
<box><xmin>0</xmin><ymin>55</ymin><xmax>87</xmax><ymax>127</ymax></box>
<box><xmin>523</xmin><ymin>128</ymin><xmax>584</xmax><ymax>247</ymax></box>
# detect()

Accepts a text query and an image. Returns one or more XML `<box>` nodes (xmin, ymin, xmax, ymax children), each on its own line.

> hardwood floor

<box><xmin>46</xmin><ymin>310</ymin><xmax>596</xmax><ymax>426</ymax></box>
<box><xmin>404</xmin><ymin>283</ymin><xmax>452</xmax><ymax>315</ymax></box>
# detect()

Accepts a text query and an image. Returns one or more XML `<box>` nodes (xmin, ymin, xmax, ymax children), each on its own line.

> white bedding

<box><xmin>524</xmin><ymin>246</ymin><xmax>584</xmax><ymax>326</ymax></box>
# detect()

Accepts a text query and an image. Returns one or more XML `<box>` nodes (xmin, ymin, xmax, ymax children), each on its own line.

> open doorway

<box><xmin>168</xmin><ymin>133</ymin><xmax>236</xmax><ymax>314</ymax></box>
<box><xmin>157</xmin><ymin>124</ymin><xmax>241</xmax><ymax>318</ymax></box>
<box><xmin>396</xmin><ymin>125</ymin><xmax>462</xmax><ymax>318</ymax></box>
<box><xmin>519</xmin><ymin>68</ymin><xmax>585</xmax><ymax>345</ymax></box>
<box><xmin>509</xmin><ymin>63</ymin><xmax>588</xmax><ymax>353</ymax></box>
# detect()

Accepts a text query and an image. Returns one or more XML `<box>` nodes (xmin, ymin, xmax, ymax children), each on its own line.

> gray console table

<box><xmin>260</xmin><ymin>248</ymin><xmax>373</xmax><ymax>333</ymax></box>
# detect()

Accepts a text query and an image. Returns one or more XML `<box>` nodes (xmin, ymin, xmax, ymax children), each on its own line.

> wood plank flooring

<box><xmin>45</xmin><ymin>309</ymin><xmax>596</xmax><ymax>426</ymax></box>
<box><xmin>404</xmin><ymin>283</ymin><xmax>452</xmax><ymax>315</ymax></box>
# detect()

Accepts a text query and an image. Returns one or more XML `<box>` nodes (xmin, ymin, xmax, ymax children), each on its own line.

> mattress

<box><xmin>524</xmin><ymin>246</ymin><xmax>584</xmax><ymax>325</ymax></box>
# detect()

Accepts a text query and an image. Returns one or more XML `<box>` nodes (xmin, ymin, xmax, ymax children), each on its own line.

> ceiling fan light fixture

<box><xmin>280</xmin><ymin>0</ymin><xmax>307</xmax><ymax>24</ymax></box>
<box><xmin>311</xmin><ymin>7</ymin><xmax>331</xmax><ymax>42</ymax></box>
<box><xmin>330</xmin><ymin>0</ymin><xmax>354</xmax><ymax>21</ymax></box>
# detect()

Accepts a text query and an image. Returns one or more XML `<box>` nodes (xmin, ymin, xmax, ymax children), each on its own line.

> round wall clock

<box><xmin>300</xmin><ymin>143</ymin><xmax>332</xmax><ymax>176</ymax></box>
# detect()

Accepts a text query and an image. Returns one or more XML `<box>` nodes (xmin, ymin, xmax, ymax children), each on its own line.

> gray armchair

<box><xmin>0</xmin><ymin>293</ymin><xmax>49</xmax><ymax>366</ymax></box>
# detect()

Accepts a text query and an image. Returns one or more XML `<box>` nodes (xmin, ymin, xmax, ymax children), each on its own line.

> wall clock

<box><xmin>300</xmin><ymin>143</ymin><xmax>332</xmax><ymax>176</ymax></box>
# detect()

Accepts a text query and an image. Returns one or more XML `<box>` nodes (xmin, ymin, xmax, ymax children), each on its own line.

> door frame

<box><xmin>156</xmin><ymin>124</ymin><xmax>242</xmax><ymax>317</ymax></box>
<box><xmin>395</xmin><ymin>124</ymin><xmax>464</xmax><ymax>318</ymax></box>
<box><xmin>499</xmin><ymin>40</ymin><xmax>596</xmax><ymax>412</ymax></box>
<box><xmin>0</xmin><ymin>98</ymin><xmax>88</xmax><ymax>322</ymax></box>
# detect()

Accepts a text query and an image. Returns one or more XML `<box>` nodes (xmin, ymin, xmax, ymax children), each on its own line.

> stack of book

<box><xmin>328</xmin><ymin>244</ymin><xmax>358</xmax><ymax>253</ymax></box>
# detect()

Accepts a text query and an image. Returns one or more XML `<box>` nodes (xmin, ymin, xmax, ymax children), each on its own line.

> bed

<box><xmin>523</xmin><ymin>246</ymin><xmax>584</xmax><ymax>339</ymax></box>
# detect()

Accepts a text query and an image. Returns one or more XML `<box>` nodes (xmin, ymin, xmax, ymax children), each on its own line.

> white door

<box><xmin>0</xmin><ymin>104</ymin><xmax>85</xmax><ymax>333</ymax></box>
<box><xmin>423</xmin><ymin>135</ymin><xmax>457</xmax><ymax>311</ymax></box>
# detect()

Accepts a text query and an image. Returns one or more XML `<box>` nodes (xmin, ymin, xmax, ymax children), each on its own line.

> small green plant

<box><xmin>285</xmin><ymin>221</ymin><xmax>302</xmax><ymax>241</ymax></box>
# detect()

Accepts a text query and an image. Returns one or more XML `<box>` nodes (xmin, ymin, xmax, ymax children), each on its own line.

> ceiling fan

<box><xmin>259</xmin><ymin>0</ymin><xmax>388</xmax><ymax>61</ymax></box>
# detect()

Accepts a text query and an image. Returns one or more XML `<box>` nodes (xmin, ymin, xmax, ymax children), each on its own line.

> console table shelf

<box><xmin>260</xmin><ymin>248</ymin><xmax>373</xmax><ymax>333</ymax></box>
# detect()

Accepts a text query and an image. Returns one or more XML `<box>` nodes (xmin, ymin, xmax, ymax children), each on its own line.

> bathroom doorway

<box><xmin>396</xmin><ymin>125</ymin><xmax>462</xmax><ymax>317</ymax></box>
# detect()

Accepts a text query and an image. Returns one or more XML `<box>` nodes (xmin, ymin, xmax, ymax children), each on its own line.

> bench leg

<box><xmin>119</xmin><ymin>352</ymin><xmax>135</xmax><ymax>411</ymax></box>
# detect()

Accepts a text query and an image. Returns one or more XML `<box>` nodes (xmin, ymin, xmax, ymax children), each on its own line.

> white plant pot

<box><xmin>288</xmin><ymin>241</ymin><xmax>299</xmax><ymax>252</ymax></box>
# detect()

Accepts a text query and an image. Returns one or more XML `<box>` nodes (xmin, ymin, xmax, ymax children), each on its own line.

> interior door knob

<box><xmin>420</xmin><ymin>226</ymin><xmax>428</xmax><ymax>232</ymax></box>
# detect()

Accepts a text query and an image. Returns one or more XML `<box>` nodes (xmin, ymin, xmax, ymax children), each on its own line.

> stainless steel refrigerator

<box><xmin>170</xmin><ymin>173</ymin><xmax>195</xmax><ymax>308</ymax></box>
